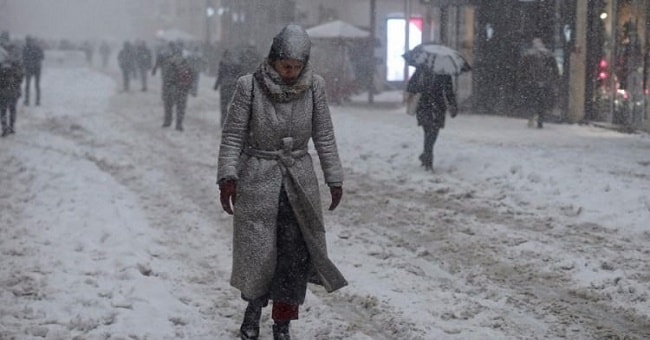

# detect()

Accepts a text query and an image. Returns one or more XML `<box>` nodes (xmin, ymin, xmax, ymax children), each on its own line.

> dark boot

<box><xmin>272</xmin><ymin>321</ymin><xmax>290</xmax><ymax>340</ymax></box>
<box><xmin>420</xmin><ymin>153</ymin><xmax>433</xmax><ymax>171</ymax></box>
<box><xmin>239</xmin><ymin>303</ymin><xmax>263</xmax><ymax>340</ymax></box>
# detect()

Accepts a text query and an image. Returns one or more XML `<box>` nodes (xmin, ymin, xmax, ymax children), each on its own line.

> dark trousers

<box><xmin>121</xmin><ymin>67</ymin><xmax>131</xmax><ymax>91</ymax></box>
<box><xmin>525</xmin><ymin>85</ymin><xmax>552</xmax><ymax>126</ymax></box>
<box><xmin>270</xmin><ymin>189</ymin><xmax>311</xmax><ymax>305</ymax></box>
<box><xmin>24</xmin><ymin>69</ymin><xmax>41</xmax><ymax>105</ymax></box>
<box><xmin>0</xmin><ymin>97</ymin><xmax>18</xmax><ymax>132</ymax></box>
<box><xmin>190</xmin><ymin>71</ymin><xmax>199</xmax><ymax>97</ymax></box>
<box><xmin>163</xmin><ymin>88</ymin><xmax>188</xmax><ymax>129</ymax></box>
<box><xmin>242</xmin><ymin>189</ymin><xmax>310</xmax><ymax>322</ymax></box>
<box><xmin>138</xmin><ymin>67</ymin><xmax>148</xmax><ymax>91</ymax></box>
<box><xmin>421</xmin><ymin>125</ymin><xmax>440</xmax><ymax>166</ymax></box>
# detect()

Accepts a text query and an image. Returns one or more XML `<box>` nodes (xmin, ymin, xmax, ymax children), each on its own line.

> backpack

<box><xmin>175</xmin><ymin>59</ymin><xmax>194</xmax><ymax>90</ymax></box>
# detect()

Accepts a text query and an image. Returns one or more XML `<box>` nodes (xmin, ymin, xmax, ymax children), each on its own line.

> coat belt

<box><xmin>243</xmin><ymin>137</ymin><xmax>307</xmax><ymax>167</ymax></box>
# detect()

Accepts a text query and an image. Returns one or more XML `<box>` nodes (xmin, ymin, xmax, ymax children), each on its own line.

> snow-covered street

<box><xmin>1</xmin><ymin>65</ymin><xmax>649</xmax><ymax>340</ymax></box>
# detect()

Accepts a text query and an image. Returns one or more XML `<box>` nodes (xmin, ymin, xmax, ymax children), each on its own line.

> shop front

<box><xmin>594</xmin><ymin>0</ymin><xmax>649</xmax><ymax>131</ymax></box>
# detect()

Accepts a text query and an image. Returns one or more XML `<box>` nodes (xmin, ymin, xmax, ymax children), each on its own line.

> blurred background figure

<box><xmin>406</xmin><ymin>67</ymin><xmax>458</xmax><ymax>171</ymax></box>
<box><xmin>213</xmin><ymin>49</ymin><xmax>242</xmax><ymax>128</ymax></box>
<box><xmin>516</xmin><ymin>38</ymin><xmax>559</xmax><ymax>129</ymax></box>
<box><xmin>117</xmin><ymin>41</ymin><xmax>136</xmax><ymax>92</ymax></box>
<box><xmin>22</xmin><ymin>35</ymin><xmax>44</xmax><ymax>106</ymax></box>
<box><xmin>186</xmin><ymin>45</ymin><xmax>206</xmax><ymax>97</ymax></box>
<box><xmin>135</xmin><ymin>40</ymin><xmax>153</xmax><ymax>92</ymax></box>
<box><xmin>0</xmin><ymin>40</ymin><xmax>24</xmax><ymax>136</ymax></box>
<box><xmin>81</xmin><ymin>40</ymin><xmax>94</xmax><ymax>66</ymax></box>
<box><xmin>156</xmin><ymin>42</ymin><xmax>194</xmax><ymax>131</ymax></box>
<box><xmin>99</xmin><ymin>40</ymin><xmax>111</xmax><ymax>68</ymax></box>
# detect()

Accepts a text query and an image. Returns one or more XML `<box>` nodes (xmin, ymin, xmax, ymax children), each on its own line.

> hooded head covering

<box><xmin>267</xmin><ymin>24</ymin><xmax>311</xmax><ymax>64</ymax></box>
<box><xmin>254</xmin><ymin>24</ymin><xmax>314</xmax><ymax>103</ymax></box>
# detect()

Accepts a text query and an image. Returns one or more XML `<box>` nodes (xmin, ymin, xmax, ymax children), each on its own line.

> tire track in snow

<box><xmin>326</xmin><ymin>169</ymin><xmax>650</xmax><ymax>339</ymax></box>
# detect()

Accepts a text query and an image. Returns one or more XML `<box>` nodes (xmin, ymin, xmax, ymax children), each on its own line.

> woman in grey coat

<box><xmin>217</xmin><ymin>24</ymin><xmax>346</xmax><ymax>340</ymax></box>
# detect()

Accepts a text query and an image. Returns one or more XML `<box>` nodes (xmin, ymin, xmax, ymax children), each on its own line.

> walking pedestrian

<box><xmin>82</xmin><ymin>40</ymin><xmax>94</xmax><ymax>66</ymax></box>
<box><xmin>99</xmin><ymin>41</ymin><xmax>111</xmax><ymax>68</ymax></box>
<box><xmin>213</xmin><ymin>49</ymin><xmax>242</xmax><ymax>127</ymax></box>
<box><xmin>517</xmin><ymin>38</ymin><xmax>559</xmax><ymax>129</ymax></box>
<box><xmin>22</xmin><ymin>35</ymin><xmax>44</xmax><ymax>106</ymax></box>
<box><xmin>186</xmin><ymin>45</ymin><xmax>205</xmax><ymax>97</ymax></box>
<box><xmin>135</xmin><ymin>40</ymin><xmax>153</xmax><ymax>92</ymax></box>
<box><xmin>117</xmin><ymin>41</ymin><xmax>137</xmax><ymax>92</ymax></box>
<box><xmin>217</xmin><ymin>24</ymin><xmax>346</xmax><ymax>340</ymax></box>
<box><xmin>153</xmin><ymin>42</ymin><xmax>194</xmax><ymax>131</ymax></box>
<box><xmin>405</xmin><ymin>67</ymin><xmax>458</xmax><ymax>171</ymax></box>
<box><xmin>0</xmin><ymin>45</ymin><xmax>24</xmax><ymax>136</ymax></box>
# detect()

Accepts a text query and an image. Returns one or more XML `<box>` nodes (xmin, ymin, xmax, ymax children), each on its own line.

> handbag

<box><xmin>405</xmin><ymin>92</ymin><xmax>421</xmax><ymax>116</ymax></box>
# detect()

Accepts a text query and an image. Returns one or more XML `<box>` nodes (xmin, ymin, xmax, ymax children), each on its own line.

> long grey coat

<box><xmin>217</xmin><ymin>69</ymin><xmax>346</xmax><ymax>300</ymax></box>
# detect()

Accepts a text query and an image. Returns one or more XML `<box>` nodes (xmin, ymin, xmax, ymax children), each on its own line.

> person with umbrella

<box><xmin>403</xmin><ymin>43</ymin><xmax>468</xmax><ymax>171</ymax></box>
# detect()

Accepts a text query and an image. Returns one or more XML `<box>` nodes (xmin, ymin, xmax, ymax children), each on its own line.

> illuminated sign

<box><xmin>386</xmin><ymin>17</ymin><xmax>423</xmax><ymax>82</ymax></box>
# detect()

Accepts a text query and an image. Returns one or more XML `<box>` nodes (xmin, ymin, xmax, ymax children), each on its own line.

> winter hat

<box><xmin>267</xmin><ymin>24</ymin><xmax>311</xmax><ymax>64</ymax></box>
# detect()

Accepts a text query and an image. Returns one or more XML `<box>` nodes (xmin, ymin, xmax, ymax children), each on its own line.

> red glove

<box><xmin>219</xmin><ymin>179</ymin><xmax>237</xmax><ymax>215</ymax></box>
<box><xmin>328</xmin><ymin>186</ymin><xmax>343</xmax><ymax>211</ymax></box>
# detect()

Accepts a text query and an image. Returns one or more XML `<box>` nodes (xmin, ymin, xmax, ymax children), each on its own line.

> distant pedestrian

<box><xmin>0</xmin><ymin>45</ymin><xmax>24</xmax><ymax>136</ymax></box>
<box><xmin>82</xmin><ymin>40</ymin><xmax>94</xmax><ymax>66</ymax></box>
<box><xmin>516</xmin><ymin>38</ymin><xmax>559</xmax><ymax>129</ymax></box>
<box><xmin>405</xmin><ymin>67</ymin><xmax>458</xmax><ymax>171</ymax></box>
<box><xmin>217</xmin><ymin>24</ymin><xmax>346</xmax><ymax>340</ymax></box>
<box><xmin>237</xmin><ymin>44</ymin><xmax>261</xmax><ymax>75</ymax></box>
<box><xmin>135</xmin><ymin>40</ymin><xmax>153</xmax><ymax>92</ymax></box>
<box><xmin>22</xmin><ymin>35</ymin><xmax>44</xmax><ymax>106</ymax></box>
<box><xmin>117</xmin><ymin>41</ymin><xmax>136</xmax><ymax>92</ymax></box>
<box><xmin>213</xmin><ymin>49</ymin><xmax>242</xmax><ymax>127</ymax></box>
<box><xmin>99</xmin><ymin>41</ymin><xmax>111</xmax><ymax>68</ymax></box>
<box><xmin>154</xmin><ymin>42</ymin><xmax>194</xmax><ymax>131</ymax></box>
<box><xmin>185</xmin><ymin>45</ymin><xmax>205</xmax><ymax>97</ymax></box>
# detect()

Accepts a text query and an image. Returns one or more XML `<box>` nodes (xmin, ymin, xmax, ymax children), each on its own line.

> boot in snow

<box><xmin>420</xmin><ymin>153</ymin><xmax>433</xmax><ymax>171</ymax></box>
<box><xmin>272</xmin><ymin>321</ymin><xmax>290</xmax><ymax>340</ymax></box>
<box><xmin>240</xmin><ymin>303</ymin><xmax>263</xmax><ymax>340</ymax></box>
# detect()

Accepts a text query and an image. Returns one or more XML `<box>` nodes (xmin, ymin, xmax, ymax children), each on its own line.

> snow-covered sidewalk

<box><xmin>1</xmin><ymin>66</ymin><xmax>648</xmax><ymax>339</ymax></box>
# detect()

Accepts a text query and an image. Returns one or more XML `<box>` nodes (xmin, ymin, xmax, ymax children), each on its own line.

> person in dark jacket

<box><xmin>0</xmin><ymin>47</ymin><xmax>24</xmax><ymax>136</ymax></box>
<box><xmin>517</xmin><ymin>38</ymin><xmax>559</xmax><ymax>128</ymax></box>
<box><xmin>217</xmin><ymin>24</ymin><xmax>345</xmax><ymax>340</ymax></box>
<box><xmin>117</xmin><ymin>41</ymin><xmax>137</xmax><ymax>92</ymax></box>
<box><xmin>186</xmin><ymin>45</ymin><xmax>205</xmax><ymax>97</ymax></box>
<box><xmin>213</xmin><ymin>49</ymin><xmax>242</xmax><ymax>127</ymax></box>
<box><xmin>135</xmin><ymin>40</ymin><xmax>153</xmax><ymax>92</ymax></box>
<box><xmin>406</xmin><ymin>67</ymin><xmax>458</xmax><ymax>171</ymax></box>
<box><xmin>153</xmin><ymin>42</ymin><xmax>194</xmax><ymax>131</ymax></box>
<box><xmin>22</xmin><ymin>35</ymin><xmax>44</xmax><ymax>106</ymax></box>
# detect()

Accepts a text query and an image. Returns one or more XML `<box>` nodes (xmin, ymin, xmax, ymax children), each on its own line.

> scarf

<box><xmin>253</xmin><ymin>59</ymin><xmax>313</xmax><ymax>103</ymax></box>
